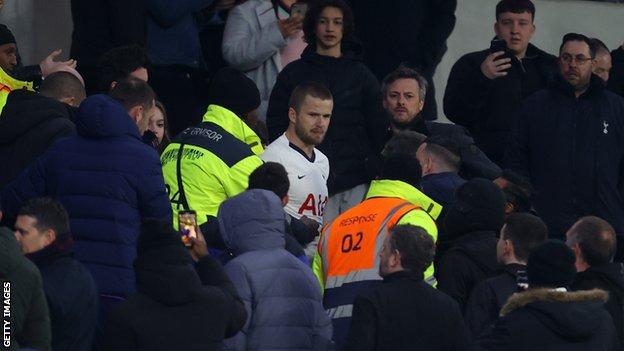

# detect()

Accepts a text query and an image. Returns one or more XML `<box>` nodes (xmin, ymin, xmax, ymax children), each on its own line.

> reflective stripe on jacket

<box><xmin>161</xmin><ymin>104</ymin><xmax>264</xmax><ymax>225</ymax></box>
<box><xmin>0</xmin><ymin>67</ymin><xmax>34</xmax><ymax>115</ymax></box>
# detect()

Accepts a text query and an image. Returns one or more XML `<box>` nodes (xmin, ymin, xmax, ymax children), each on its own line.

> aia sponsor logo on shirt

<box><xmin>298</xmin><ymin>194</ymin><xmax>328</xmax><ymax>217</ymax></box>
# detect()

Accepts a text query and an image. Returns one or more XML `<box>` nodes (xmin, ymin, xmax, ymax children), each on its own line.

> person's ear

<box><xmin>43</xmin><ymin>229</ymin><xmax>56</xmax><ymax>246</ymax></box>
<box><xmin>504</xmin><ymin>202</ymin><xmax>515</xmax><ymax>215</ymax></box>
<box><xmin>494</xmin><ymin>22</ymin><xmax>501</xmax><ymax>38</ymax></box>
<box><xmin>288</xmin><ymin>107</ymin><xmax>297</xmax><ymax>124</ymax></box>
<box><xmin>128</xmin><ymin>105</ymin><xmax>144</xmax><ymax>126</ymax></box>
<box><xmin>282</xmin><ymin>194</ymin><xmax>289</xmax><ymax>207</ymax></box>
<box><xmin>418</xmin><ymin>98</ymin><xmax>425</xmax><ymax>112</ymax></box>
<box><xmin>59</xmin><ymin>96</ymin><xmax>76</xmax><ymax>107</ymax></box>
<box><xmin>390</xmin><ymin>250</ymin><xmax>401</xmax><ymax>268</ymax></box>
<box><xmin>109</xmin><ymin>81</ymin><xmax>118</xmax><ymax>91</ymax></box>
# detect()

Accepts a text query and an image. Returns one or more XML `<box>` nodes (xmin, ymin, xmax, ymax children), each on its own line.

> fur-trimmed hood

<box><xmin>500</xmin><ymin>288</ymin><xmax>609</xmax><ymax>341</ymax></box>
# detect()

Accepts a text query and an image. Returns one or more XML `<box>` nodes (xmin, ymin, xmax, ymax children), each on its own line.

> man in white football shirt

<box><xmin>262</xmin><ymin>81</ymin><xmax>332</xmax><ymax>257</ymax></box>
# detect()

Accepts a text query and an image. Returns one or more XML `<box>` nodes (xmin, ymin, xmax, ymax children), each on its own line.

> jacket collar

<box><xmin>383</xmin><ymin>270</ymin><xmax>424</xmax><ymax>283</ymax></box>
<box><xmin>366</xmin><ymin>179</ymin><xmax>442</xmax><ymax>220</ymax></box>
<box><xmin>500</xmin><ymin>288</ymin><xmax>608</xmax><ymax>316</ymax></box>
<box><xmin>202</xmin><ymin>104</ymin><xmax>264</xmax><ymax>155</ymax></box>
<box><xmin>26</xmin><ymin>236</ymin><xmax>74</xmax><ymax>268</ymax></box>
<box><xmin>549</xmin><ymin>73</ymin><xmax>605</xmax><ymax>99</ymax></box>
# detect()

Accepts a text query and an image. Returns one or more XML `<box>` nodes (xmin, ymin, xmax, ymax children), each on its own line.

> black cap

<box><xmin>208</xmin><ymin>67</ymin><xmax>261</xmax><ymax>118</ymax></box>
<box><xmin>527</xmin><ymin>240</ymin><xmax>576</xmax><ymax>289</ymax></box>
<box><xmin>444</xmin><ymin>178</ymin><xmax>506</xmax><ymax>238</ymax></box>
<box><xmin>0</xmin><ymin>24</ymin><xmax>15</xmax><ymax>46</ymax></box>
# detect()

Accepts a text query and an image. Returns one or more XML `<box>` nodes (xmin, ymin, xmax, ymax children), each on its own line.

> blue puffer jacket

<box><xmin>0</xmin><ymin>94</ymin><xmax>172</xmax><ymax>299</ymax></box>
<box><xmin>218</xmin><ymin>189</ymin><xmax>333</xmax><ymax>351</ymax></box>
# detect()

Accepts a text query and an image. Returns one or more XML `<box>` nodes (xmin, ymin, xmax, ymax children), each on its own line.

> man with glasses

<box><xmin>507</xmin><ymin>33</ymin><xmax>624</xmax><ymax>258</ymax></box>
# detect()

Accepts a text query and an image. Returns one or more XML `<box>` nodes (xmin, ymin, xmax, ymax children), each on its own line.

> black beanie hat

<box><xmin>0</xmin><ymin>24</ymin><xmax>15</xmax><ymax>46</ymax></box>
<box><xmin>444</xmin><ymin>178</ymin><xmax>506</xmax><ymax>239</ymax></box>
<box><xmin>208</xmin><ymin>67</ymin><xmax>261</xmax><ymax>118</ymax></box>
<box><xmin>137</xmin><ymin>220</ymin><xmax>190</xmax><ymax>264</ymax></box>
<box><xmin>527</xmin><ymin>239</ymin><xmax>576</xmax><ymax>288</ymax></box>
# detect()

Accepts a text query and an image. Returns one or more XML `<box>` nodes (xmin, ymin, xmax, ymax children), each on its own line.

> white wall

<box><xmin>0</xmin><ymin>0</ymin><xmax>72</xmax><ymax>66</ymax></box>
<box><xmin>434</xmin><ymin>0</ymin><xmax>624</xmax><ymax>122</ymax></box>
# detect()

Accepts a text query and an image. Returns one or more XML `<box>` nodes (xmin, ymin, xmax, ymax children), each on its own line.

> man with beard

<box><xmin>507</xmin><ymin>33</ymin><xmax>624</xmax><ymax>256</ymax></box>
<box><xmin>382</xmin><ymin>65</ymin><xmax>500</xmax><ymax>180</ymax></box>
<box><xmin>262</xmin><ymin>82</ymin><xmax>332</xmax><ymax>257</ymax></box>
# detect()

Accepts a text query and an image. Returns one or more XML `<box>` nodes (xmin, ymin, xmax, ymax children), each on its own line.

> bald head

<box><xmin>566</xmin><ymin>216</ymin><xmax>616</xmax><ymax>267</ymax></box>
<box><xmin>40</xmin><ymin>71</ymin><xmax>86</xmax><ymax>107</ymax></box>
<box><xmin>590</xmin><ymin>38</ymin><xmax>612</xmax><ymax>82</ymax></box>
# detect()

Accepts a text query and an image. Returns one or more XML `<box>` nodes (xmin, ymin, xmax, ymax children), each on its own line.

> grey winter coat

<box><xmin>219</xmin><ymin>189</ymin><xmax>333</xmax><ymax>350</ymax></box>
<box><xmin>222</xmin><ymin>0</ymin><xmax>291</xmax><ymax>120</ymax></box>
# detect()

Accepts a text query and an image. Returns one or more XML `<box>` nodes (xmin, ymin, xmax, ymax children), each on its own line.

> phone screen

<box><xmin>178</xmin><ymin>210</ymin><xmax>197</xmax><ymax>247</ymax></box>
<box><xmin>291</xmin><ymin>3</ymin><xmax>308</xmax><ymax>18</ymax></box>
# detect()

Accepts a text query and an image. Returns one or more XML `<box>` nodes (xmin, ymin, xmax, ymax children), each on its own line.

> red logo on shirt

<box><xmin>298</xmin><ymin>194</ymin><xmax>328</xmax><ymax>217</ymax></box>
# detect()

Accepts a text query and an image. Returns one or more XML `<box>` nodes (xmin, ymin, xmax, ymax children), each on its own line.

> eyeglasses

<box><xmin>560</xmin><ymin>54</ymin><xmax>593</xmax><ymax>65</ymax></box>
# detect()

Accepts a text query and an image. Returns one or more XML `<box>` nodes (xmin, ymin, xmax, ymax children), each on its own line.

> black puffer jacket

<box><xmin>104</xmin><ymin>246</ymin><xmax>246</xmax><ymax>351</ymax></box>
<box><xmin>480</xmin><ymin>289</ymin><xmax>618</xmax><ymax>351</ymax></box>
<box><xmin>437</xmin><ymin>230</ymin><xmax>499</xmax><ymax>312</ymax></box>
<box><xmin>0</xmin><ymin>90</ymin><xmax>75</xmax><ymax>188</ymax></box>
<box><xmin>444</xmin><ymin>44</ymin><xmax>557</xmax><ymax>165</ymax></box>
<box><xmin>267</xmin><ymin>44</ymin><xmax>388</xmax><ymax>194</ymax></box>
<box><xmin>571</xmin><ymin>263</ymin><xmax>624</xmax><ymax>347</ymax></box>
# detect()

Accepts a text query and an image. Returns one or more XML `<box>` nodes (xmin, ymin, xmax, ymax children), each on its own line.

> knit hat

<box><xmin>208</xmin><ymin>67</ymin><xmax>261</xmax><ymax>118</ymax></box>
<box><xmin>0</xmin><ymin>24</ymin><xmax>15</xmax><ymax>46</ymax></box>
<box><xmin>527</xmin><ymin>240</ymin><xmax>576</xmax><ymax>288</ymax></box>
<box><xmin>444</xmin><ymin>178</ymin><xmax>506</xmax><ymax>239</ymax></box>
<box><xmin>137</xmin><ymin>220</ymin><xmax>190</xmax><ymax>263</ymax></box>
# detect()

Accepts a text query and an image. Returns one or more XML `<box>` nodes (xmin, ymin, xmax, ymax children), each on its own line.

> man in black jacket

<box><xmin>480</xmin><ymin>240</ymin><xmax>618</xmax><ymax>351</ymax></box>
<box><xmin>14</xmin><ymin>198</ymin><xmax>97</xmax><ymax>351</ymax></box>
<box><xmin>465</xmin><ymin>212</ymin><xmax>547</xmax><ymax>338</ymax></box>
<box><xmin>267</xmin><ymin>0</ymin><xmax>388</xmax><ymax>222</ymax></box>
<box><xmin>568</xmin><ymin>216</ymin><xmax>624</xmax><ymax>347</ymax></box>
<box><xmin>0</xmin><ymin>206</ymin><xmax>51</xmax><ymax>351</ymax></box>
<box><xmin>443</xmin><ymin>0</ymin><xmax>557</xmax><ymax>166</ymax></box>
<box><xmin>382</xmin><ymin>65</ymin><xmax>501</xmax><ymax>180</ymax></box>
<box><xmin>343</xmin><ymin>224</ymin><xmax>471</xmax><ymax>351</ymax></box>
<box><xmin>0</xmin><ymin>71</ymin><xmax>85</xmax><ymax>188</ymax></box>
<box><xmin>506</xmin><ymin>33</ymin><xmax>624</xmax><ymax>246</ymax></box>
<box><xmin>104</xmin><ymin>220</ymin><xmax>247</xmax><ymax>351</ymax></box>
<box><xmin>437</xmin><ymin>178</ymin><xmax>506</xmax><ymax>312</ymax></box>
<box><xmin>346</xmin><ymin>0</ymin><xmax>457</xmax><ymax>121</ymax></box>
<box><xmin>609</xmin><ymin>42</ymin><xmax>624</xmax><ymax>97</ymax></box>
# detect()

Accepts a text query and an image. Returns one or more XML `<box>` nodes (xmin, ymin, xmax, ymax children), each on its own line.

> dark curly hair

<box><xmin>302</xmin><ymin>0</ymin><xmax>355</xmax><ymax>46</ymax></box>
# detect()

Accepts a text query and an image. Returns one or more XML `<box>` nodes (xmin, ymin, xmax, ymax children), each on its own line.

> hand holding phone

<box><xmin>481</xmin><ymin>39</ymin><xmax>513</xmax><ymax>80</ymax></box>
<box><xmin>179</xmin><ymin>210</ymin><xmax>198</xmax><ymax>247</ymax></box>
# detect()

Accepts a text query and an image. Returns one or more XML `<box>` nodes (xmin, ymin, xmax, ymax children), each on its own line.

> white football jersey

<box><xmin>261</xmin><ymin>134</ymin><xmax>329</xmax><ymax>225</ymax></box>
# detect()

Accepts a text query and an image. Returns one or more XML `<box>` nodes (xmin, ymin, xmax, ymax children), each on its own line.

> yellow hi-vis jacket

<box><xmin>0</xmin><ymin>67</ymin><xmax>34</xmax><ymax>115</ymax></box>
<box><xmin>313</xmin><ymin>179</ymin><xmax>441</xmax><ymax>292</ymax></box>
<box><xmin>161</xmin><ymin>104</ymin><xmax>264</xmax><ymax>226</ymax></box>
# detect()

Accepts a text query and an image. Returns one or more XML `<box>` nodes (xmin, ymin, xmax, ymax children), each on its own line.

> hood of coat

<box><xmin>75</xmin><ymin>94</ymin><xmax>141</xmax><ymax>139</ymax></box>
<box><xmin>134</xmin><ymin>246</ymin><xmax>202</xmax><ymax>306</ymax></box>
<box><xmin>218</xmin><ymin>189</ymin><xmax>286</xmax><ymax>256</ymax></box>
<box><xmin>0</xmin><ymin>89</ymin><xmax>74</xmax><ymax>144</ymax></box>
<box><xmin>501</xmin><ymin>288</ymin><xmax>609</xmax><ymax>341</ymax></box>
